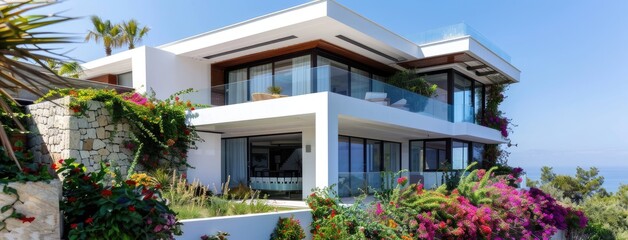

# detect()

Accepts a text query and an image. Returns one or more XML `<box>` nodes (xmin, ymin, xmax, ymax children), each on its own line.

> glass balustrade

<box><xmin>205</xmin><ymin>65</ymin><xmax>478</xmax><ymax>123</ymax></box>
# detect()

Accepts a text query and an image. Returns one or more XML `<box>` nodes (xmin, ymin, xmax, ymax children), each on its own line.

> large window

<box><xmin>410</xmin><ymin>139</ymin><xmax>482</xmax><ymax>172</ymax></box>
<box><xmin>422</xmin><ymin>70</ymin><xmax>486</xmax><ymax>123</ymax></box>
<box><xmin>338</xmin><ymin>136</ymin><xmax>401</xmax><ymax>197</ymax></box>
<box><xmin>224</xmin><ymin>49</ymin><xmax>388</xmax><ymax>104</ymax></box>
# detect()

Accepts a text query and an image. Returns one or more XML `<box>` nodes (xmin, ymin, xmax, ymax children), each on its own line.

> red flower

<box><xmin>155</xmin><ymin>184</ymin><xmax>162</xmax><ymax>189</ymax></box>
<box><xmin>101</xmin><ymin>189</ymin><xmax>112</xmax><ymax>197</ymax></box>
<box><xmin>128</xmin><ymin>205</ymin><xmax>136</xmax><ymax>212</ymax></box>
<box><xmin>416</xmin><ymin>184</ymin><xmax>424</xmax><ymax>194</ymax></box>
<box><xmin>85</xmin><ymin>217</ymin><xmax>93</xmax><ymax>224</ymax></box>
<box><xmin>72</xmin><ymin>168</ymin><xmax>81</xmax><ymax>173</ymax></box>
<box><xmin>175</xmin><ymin>96</ymin><xmax>180</xmax><ymax>101</ymax></box>
<box><xmin>125</xmin><ymin>180</ymin><xmax>137</xmax><ymax>186</ymax></box>
<box><xmin>68</xmin><ymin>197</ymin><xmax>77</xmax><ymax>203</ymax></box>
<box><xmin>82</xmin><ymin>175</ymin><xmax>90</xmax><ymax>181</ymax></box>
<box><xmin>331</xmin><ymin>210</ymin><xmax>336</xmax><ymax>218</ymax></box>
<box><xmin>480</xmin><ymin>225</ymin><xmax>492</xmax><ymax>235</ymax></box>
<box><xmin>71</xmin><ymin>223</ymin><xmax>78</xmax><ymax>229</ymax></box>
<box><xmin>190</xmin><ymin>107</ymin><xmax>195</xmax><ymax>110</ymax></box>
<box><xmin>51</xmin><ymin>163</ymin><xmax>58</xmax><ymax>170</ymax></box>
<box><xmin>183</xmin><ymin>129</ymin><xmax>190</xmax><ymax>135</ymax></box>
<box><xmin>19</xmin><ymin>216</ymin><xmax>35</xmax><ymax>223</ymax></box>
<box><xmin>438</xmin><ymin>221</ymin><xmax>446</xmax><ymax>229</ymax></box>
<box><xmin>58</xmin><ymin>159</ymin><xmax>64</xmax><ymax>164</ymax></box>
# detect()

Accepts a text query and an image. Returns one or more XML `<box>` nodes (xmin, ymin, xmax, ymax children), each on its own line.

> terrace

<box><xmin>208</xmin><ymin>65</ymin><xmax>476</xmax><ymax>123</ymax></box>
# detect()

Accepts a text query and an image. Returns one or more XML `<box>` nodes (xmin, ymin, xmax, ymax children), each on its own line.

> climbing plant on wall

<box><xmin>38</xmin><ymin>88</ymin><xmax>203</xmax><ymax>173</ymax></box>
<box><xmin>479</xmin><ymin>84</ymin><xmax>515</xmax><ymax>167</ymax></box>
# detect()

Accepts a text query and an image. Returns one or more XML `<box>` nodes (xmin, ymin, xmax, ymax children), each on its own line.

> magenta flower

<box><xmin>397</xmin><ymin>176</ymin><xmax>408</xmax><ymax>186</ymax></box>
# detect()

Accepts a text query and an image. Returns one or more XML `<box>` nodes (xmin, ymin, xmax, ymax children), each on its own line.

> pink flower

<box><xmin>397</xmin><ymin>176</ymin><xmax>408</xmax><ymax>186</ymax></box>
<box><xmin>375</xmin><ymin>202</ymin><xmax>383</xmax><ymax>215</ymax></box>
<box><xmin>153</xmin><ymin>224</ymin><xmax>163</xmax><ymax>232</ymax></box>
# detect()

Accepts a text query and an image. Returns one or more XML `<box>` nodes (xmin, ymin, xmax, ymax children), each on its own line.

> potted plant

<box><xmin>267</xmin><ymin>86</ymin><xmax>283</xmax><ymax>98</ymax></box>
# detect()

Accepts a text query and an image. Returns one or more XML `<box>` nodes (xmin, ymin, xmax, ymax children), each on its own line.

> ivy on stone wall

<box><xmin>38</xmin><ymin>88</ymin><xmax>203</xmax><ymax>173</ymax></box>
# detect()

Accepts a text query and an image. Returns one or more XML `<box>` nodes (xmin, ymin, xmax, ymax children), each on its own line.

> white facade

<box><xmin>82</xmin><ymin>0</ymin><xmax>520</xmax><ymax>199</ymax></box>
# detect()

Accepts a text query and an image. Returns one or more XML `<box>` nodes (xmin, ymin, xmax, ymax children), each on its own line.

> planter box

<box><xmin>0</xmin><ymin>180</ymin><xmax>61</xmax><ymax>240</ymax></box>
<box><xmin>177</xmin><ymin>209</ymin><xmax>312</xmax><ymax>240</ymax></box>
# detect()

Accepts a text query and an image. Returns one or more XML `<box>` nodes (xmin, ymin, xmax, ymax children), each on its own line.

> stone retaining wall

<box><xmin>0</xmin><ymin>180</ymin><xmax>62</xmax><ymax>239</ymax></box>
<box><xmin>26</xmin><ymin>97</ymin><xmax>136</xmax><ymax>175</ymax></box>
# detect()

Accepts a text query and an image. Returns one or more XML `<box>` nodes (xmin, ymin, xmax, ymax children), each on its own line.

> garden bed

<box><xmin>177</xmin><ymin>209</ymin><xmax>312</xmax><ymax>240</ymax></box>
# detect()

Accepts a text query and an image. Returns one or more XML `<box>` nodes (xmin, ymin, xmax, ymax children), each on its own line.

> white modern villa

<box><xmin>81</xmin><ymin>0</ymin><xmax>520</xmax><ymax>199</ymax></box>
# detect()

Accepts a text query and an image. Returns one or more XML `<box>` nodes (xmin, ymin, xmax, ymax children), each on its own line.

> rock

<box><xmin>83</xmin><ymin>139</ymin><xmax>94</xmax><ymax>150</ymax></box>
<box><xmin>96</xmin><ymin>127</ymin><xmax>106</xmax><ymax>139</ymax></box>
<box><xmin>98</xmin><ymin>148</ymin><xmax>110</xmax><ymax>156</ymax></box>
<box><xmin>92</xmin><ymin>139</ymin><xmax>106</xmax><ymax>150</ymax></box>
<box><xmin>86</xmin><ymin>128</ymin><xmax>96</xmax><ymax>139</ymax></box>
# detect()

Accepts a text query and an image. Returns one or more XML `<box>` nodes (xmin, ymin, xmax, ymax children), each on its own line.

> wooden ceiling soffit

<box><xmin>211</xmin><ymin>40</ymin><xmax>396</xmax><ymax>73</ymax></box>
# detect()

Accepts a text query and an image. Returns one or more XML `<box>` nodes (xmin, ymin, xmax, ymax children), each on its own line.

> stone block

<box><xmin>83</xmin><ymin>139</ymin><xmax>94</xmax><ymax>150</ymax></box>
<box><xmin>92</xmin><ymin>139</ymin><xmax>106</xmax><ymax>150</ymax></box>
<box><xmin>96</xmin><ymin>127</ymin><xmax>106</xmax><ymax>139</ymax></box>
<box><xmin>86</xmin><ymin>128</ymin><xmax>96</xmax><ymax>139</ymax></box>
<box><xmin>0</xmin><ymin>180</ymin><xmax>61</xmax><ymax>239</ymax></box>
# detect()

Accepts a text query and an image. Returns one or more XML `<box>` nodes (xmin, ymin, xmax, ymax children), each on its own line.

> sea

<box><xmin>525</xmin><ymin>165</ymin><xmax>626</xmax><ymax>193</ymax></box>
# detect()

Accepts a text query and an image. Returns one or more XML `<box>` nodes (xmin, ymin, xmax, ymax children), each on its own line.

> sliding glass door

<box><xmin>222</xmin><ymin>138</ymin><xmax>247</xmax><ymax>187</ymax></box>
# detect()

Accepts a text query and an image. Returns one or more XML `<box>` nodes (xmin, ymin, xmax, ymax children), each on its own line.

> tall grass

<box><xmin>162</xmin><ymin>171</ymin><xmax>275</xmax><ymax>219</ymax></box>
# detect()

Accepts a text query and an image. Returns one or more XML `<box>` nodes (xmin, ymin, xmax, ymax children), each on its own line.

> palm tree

<box><xmin>45</xmin><ymin>59</ymin><xmax>83</xmax><ymax>78</ymax></box>
<box><xmin>121</xmin><ymin>19</ymin><xmax>150</xmax><ymax>49</ymax></box>
<box><xmin>85</xmin><ymin>16</ymin><xmax>122</xmax><ymax>56</ymax></box>
<box><xmin>0</xmin><ymin>1</ymin><xmax>75</xmax><ymax>170</ymax></box>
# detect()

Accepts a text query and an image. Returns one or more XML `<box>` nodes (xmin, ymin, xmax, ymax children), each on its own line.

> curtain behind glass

<box><xmin>291</xmin><ymin>55</ymin><xmax>311</xmax><ymax>95</ymax></box>
<box><xmin>250</xmin><ymin>63</ymin><xmax>272</xmax><ymax>94</ymax></box>
<box><xmin>452</xmin><ymin>141</ymin><xmax>469</xmax><ymax>170</ymax></box>
<box><xmin>227</xmin><ymin>68</ymin><xmax>247</xmax><ymax>104</ymax></box>
<box><xmin>223</xmin><ymin>138</ymin><xmax>247</xmax><ymax>187</ymax></box>
<box><xmin>316</xmin><ymin>56</ymin><xmax>331</xmax><ymax>92</ymax></box>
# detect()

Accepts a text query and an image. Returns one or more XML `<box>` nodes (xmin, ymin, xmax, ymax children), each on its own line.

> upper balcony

<box><xmin>207</xmin><ymin>66</ymin><xmax>477</xmax><ymax>123</ymax></box>
<box><xmin>415</xmin><ymin>23</ymin><xmax>511</xmax><ymax>63</ymax></box>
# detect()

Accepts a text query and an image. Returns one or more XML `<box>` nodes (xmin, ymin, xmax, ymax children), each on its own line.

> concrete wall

<box><xmin>177</xmin><ymin>209</ymin><xmax>312</xmax><ymax>240</ymax></box>
<box><xmin>186</xmin><ymin>132</ymin><xmax>222</xmax><ymax>191</ymax></box>
<box><xmin>132</xmin><ymin>47</ymin><xmax>211</xmax><ymax>105</ymax></box>
<box><xmin>0</xmin><ymin>180</ymin><xmax>61</xmax><ymax>239</ymax></box>
<box><xmin>26</xmin><ymin>97</ymin><xmax>135</xmax><ymax>175</ymax></box>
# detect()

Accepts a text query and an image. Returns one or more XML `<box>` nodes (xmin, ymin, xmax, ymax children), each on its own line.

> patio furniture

<box><xmin>365</xmin><ymin>92</ymin><xmax>389</xmax><ymax>106</ymax></box>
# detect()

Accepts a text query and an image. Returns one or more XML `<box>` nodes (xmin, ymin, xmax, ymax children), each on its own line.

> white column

<box><xmin>314</xmin><ymin>109</ymin><xmax>338</xmax><ymax>193</ymax></box>
<box><xmin>301</xmin><ymin>127</ymin><xmax>316</xmax><ymax>199</ymax></box>
<box><xmin>186</xmin><ymin>132</ymin><xmax>222</xmax><ymax>191</ymax></box>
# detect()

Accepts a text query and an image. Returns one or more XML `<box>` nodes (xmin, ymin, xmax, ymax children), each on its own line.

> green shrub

<box><xmin>58</xmin><ymin>158</ymin><xmax>182</xmax><ymax>239</ymax></box>
<box><xmin>270</xmin><ymin>216</ymin><xmax>306</xmax><ymax>240</ymax></box>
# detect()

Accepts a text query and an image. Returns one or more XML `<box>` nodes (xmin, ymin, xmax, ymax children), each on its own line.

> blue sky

<box><xmin>39</xmin><ymin>0</ymin><xmax>628</xmax><ymax>189</ymax></box>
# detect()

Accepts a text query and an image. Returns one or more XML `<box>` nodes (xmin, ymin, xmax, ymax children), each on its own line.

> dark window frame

<box><xmin>409</xmin><ymin>138</ymin><xmax>477</xmax><ymax>172</ymax></box>
<box><xmin>339</xmin><ymin>135</ymin><xmax>402</xmax><ymax>173</ymax></box>
<box><xmin>419</xmin><ymin>69</ymin><xmax>486</xmax><ymax>123</ymax></box>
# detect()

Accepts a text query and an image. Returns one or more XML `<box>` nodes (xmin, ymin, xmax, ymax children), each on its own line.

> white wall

<box><xmin>132</xmin><ymin>46</ymin><xmax>211</xmax><ymax>105</ymax></box>
<box><xmin>301</xmin><ymin>127</ymin><xmax>316</xmax><ymax>199</ymax></box>
<box><xmin>187</xmin><ymin>132</ymin><xmax>222</xmax><ymax>192</ymax></box>
<box><xmin>177</xmin><ymin>209</ymin><xmax>312</xmax><ymax>240</ymax></box>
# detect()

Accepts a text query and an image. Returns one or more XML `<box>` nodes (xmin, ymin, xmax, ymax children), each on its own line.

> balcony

<box><xmin>414</xmin><ymin>23</ymin><xmax>511</xmax><ymax>63</ymax></box>
<box><xmin>209</xmin><ymin>66</ymin><xmax>475</xmax><ymax>123</ymax></box>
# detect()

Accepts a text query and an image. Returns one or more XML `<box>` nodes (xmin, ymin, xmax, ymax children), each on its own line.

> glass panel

<box><xmin>366</xmin><ymin>140</ymin><xmax>381</xmax><ymax>172</ymax></box>
<box><xmin>350</xmin><ymin>138</ymin><xmax>364</xmax><ymax>172</ymax></box>
<box><xmin>452</xmin><ymin>141</ymin><xmax>469</xmax><ymax>170</ymax></box>
<box><xmin>410</xmin><ymin>141</ymin><xmax>423</xmax><ymax>172</ymax></box>
<box><xmin>223</xmin><ymin>138</ymin><xmax>248</xmax><ymax>187</ymax></box>
<box><xmin>472</xmin><ymin>143</ymin><xmax>485</xmax><ymax>167</ymax></box>
<box><xmin>317</xmin><ymin>56</ymin><xmax>348</xmax><ymax>95</ymax></box>
<box><xmin>351</xmin><ymin>68</ymin><xmax>370</xmax><ymax>99</ymax></box>
<box><xmin>425</xmin><ymin>141</ymin><xmax>447</xmax><ymax>171</ymax></box>
<box><xmin>474</xmin><ymin>83</ymin><xmax>484</xmax><ymax>124</ymax></box>
<box><xmin>338</xmin><ymin>136</ymin><xmax>350</xmax><ymax>197</ymax></box>
<box><xmin>454</xmin><ymin>73</ymin><xmax>474</xmax><ymax>123</ymax></box>
<box><xmin>424</xmin><ymin>73</ymin><xmax>448</xmax><ymax>104</ymax></box>
<box><xmin>117</xmin><ymin>72</ymin><xmax>133</xmax><ymax>87</ymax></box>
<box><xmin>249</xmin><ymin>63</ymin><xmax>273</xmax><ymax>94</ymax></box>
<box><xmin>274</xmin><ymin>56</ymin><xmax>312</xmax><ymax>97</ymax></box>
<box><xmin>226</xmin><ymin>68</ymin><xmax>248</xmax><ymax>104</ymax></box>
<box><xmin>383</xmin><ymin>142</ymin><xmax>400</xmax><ymax>172</ymax></box>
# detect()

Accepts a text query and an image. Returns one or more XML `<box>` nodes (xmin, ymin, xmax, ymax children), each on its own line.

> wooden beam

<box><xmin>475</xmin><ymin>70</ymin><xmax>498</xmax><ymax>76</ymax></box>
<box><xmin>466</xmin><ymin>65</ymin><xmax>488</xmax><ymax>71</ymax></box>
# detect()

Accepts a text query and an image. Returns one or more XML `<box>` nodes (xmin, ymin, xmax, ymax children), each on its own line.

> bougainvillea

<box><xmin>307</xmin><ymin>166</ymin><xmax>588</xmax><ymax>240</ymax></box>
<box><xmin>270</xmin><ymin>216</ymin><xmax>306</xmax><ymax>240</ymax></box>
<box><xmin>38</xmin><ymin>88</ymin><xmax>203</xmax><ymax>172</ymax></box>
